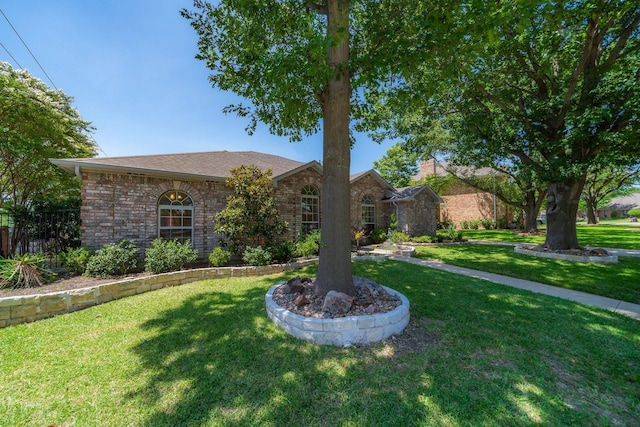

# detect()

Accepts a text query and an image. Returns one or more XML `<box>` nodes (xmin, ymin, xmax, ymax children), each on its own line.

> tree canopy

<box><xmin>372</xmin><ymin>143</ymin><xmax>419</xmax><ymax>188</ymax></box>
<box><xmin>0</xmin><ymin>62</ymin><xmax>96</xmax><ymax>210</ymax></box>
<box><xmin>372</xmin><ymin>0</ymin><xmax>640</xmax><ymax>249</ymax></box>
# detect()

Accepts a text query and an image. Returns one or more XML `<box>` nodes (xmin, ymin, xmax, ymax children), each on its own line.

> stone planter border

<box><xmin>0</xmin><ymin>259</ymin><xmax>316</xmax><ymax>329</ymax></box>
<box><xmin>514</xmin><ymin>245</ymin><xmax>618</xmax><ymax>264</ymax></box>
<box><xmin>265</xmin><ymin>283</ymin><xmax>410</xmax><ymax>347</ymax></box>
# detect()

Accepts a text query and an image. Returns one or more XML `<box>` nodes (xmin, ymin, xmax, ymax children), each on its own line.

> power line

<box><xmin>0</xmin><ymin>40</ymin><xmax>23</xmax><ymax>68</ymax></box>
<box><xmin>0</xmin><ymin>7</ymin><xmax>57</xmax><ymax>89</ymax></box>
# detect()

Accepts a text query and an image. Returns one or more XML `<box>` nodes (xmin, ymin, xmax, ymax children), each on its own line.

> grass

<box><xmin>461</xmin><ymin>222</ymin><xmax>640</xmax><ymax>249</ymax></box>
<box><xmin>413</xmin><ymin>244</ymin><xmax>640</xmax><ymax>304</ymax></box>
<box><xmin>1</xmin><ymin>262</ymin><xmax>640</xmax><ymax>426</ymax></box>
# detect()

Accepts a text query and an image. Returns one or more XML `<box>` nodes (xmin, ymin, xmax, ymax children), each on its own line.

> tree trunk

<box><xmin>314</xmin><ymin>0</ymin><xmax>354</xmax><ymax>296</ymax></box>
<box><xmin>523</xmin><ymin>189</ymin><xmax>545</xmax><ymax>232</ymax></box>
<box><xmin>543</xmin><ymin>178</ymin><xmax>586</xmax><ymax>250</ymax></box>
<box><xmin>584</xmin><ymin>196</ymin><xmax>599</xmax><ymax>224</ymax></box>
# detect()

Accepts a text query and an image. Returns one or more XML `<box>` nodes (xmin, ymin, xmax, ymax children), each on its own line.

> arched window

<box><xmin>361</xmin><ymin>195</ymin><xmax>375</xmax><ymax>231</ymax></box>
<box><xmin>301</xmin><ymin>185</ymin><xmax>320</xmax><ymax>234</ymax></box>
<box><xmin>158</xmin><ymin>190</ymin><xmax>194</xmax><ymax>244</ymax></box>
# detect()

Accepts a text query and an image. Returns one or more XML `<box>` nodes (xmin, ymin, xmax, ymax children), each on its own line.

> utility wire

<box><xmin>0</xmin><ymin>40</ymin><xmax>23</xmax><ymax>68</ymax></box>
<box><xmin>0</xmin><ymin>7</ymin><xmax>57</xmax><ymax>89</ymax></box>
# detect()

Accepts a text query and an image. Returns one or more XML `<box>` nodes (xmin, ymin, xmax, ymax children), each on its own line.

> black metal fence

<box><xmin>0</xmin><ymin>209</ymin><xmax>81</xmax><ymax>268</ymax></box>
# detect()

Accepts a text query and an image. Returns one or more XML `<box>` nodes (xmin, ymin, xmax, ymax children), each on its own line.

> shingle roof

<box><xmin>51</xmin><ymin>151</ymin><xmax>312</xmax><ymax>181</ymax></box>
<box><xmin>383</xmin><ymin>185</ymin><xmax>444</xmax><ymax>203</ymax></box>
<box><xmin>607</xmin><ymin>193</ymin><xmax>640</xmax><ymax>210</ymax></box>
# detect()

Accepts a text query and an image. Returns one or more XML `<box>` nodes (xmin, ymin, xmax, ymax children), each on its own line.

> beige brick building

<box><xmin>52</xmin><ymin>151</ymin><xmax>442</xmax><ymax>258</ymax></box>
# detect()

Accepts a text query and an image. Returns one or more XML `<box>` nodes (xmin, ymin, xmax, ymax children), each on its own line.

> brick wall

<box><xmin>350</xmin><ymin>174</ymin><xmax>392</xmax><ymax>232</ymax></box>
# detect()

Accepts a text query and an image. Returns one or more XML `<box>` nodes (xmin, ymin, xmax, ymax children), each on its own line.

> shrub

<box><xmin>628</xmin><ymin>208</ymin><xmax>640</xmax><ymax>218</ymax></box>
<box><xmin>144</xmin><ymin>239</ymin><xmax>198</xmax><ymax>274</ymax></box>
<box><xmin>242</xmin><ymin>246</ymin><xmax>272</xmax><ymax>266</ymax></box>
<box><xmin>269</xmin><ymin>240</ymin><xmax>296</xmax><ymax>263</ymax></box>
<box><xmin>469</xmin><ymin>220</ymin><xmax>480</xmax><ymax>230</ymax></box>
<box><xmin>0</xmin><ymin>254</ymin><xmax>55</xmax><ymax>289</ymax></box>
<box><xmin>610</xmin><ymin>211</ymin><xmax>618</xmax><ymax>219</ymax></box>
<box><xmin>85</xmin><ymin>240</ymin><xmax>139</xmax><ymax>278</ymax></box>
<box><xmin>59</xmin><ymin>247</ymin><xmax>92</xmax><ymax>275</ymax></box>
<box><xmin>209</xmin><ymin>246</ymin><xmax>232</xmax><ymax>267</ymax></box>
<box><xmin>295</xmin><ymin>230</ymin><xmax>321</xmax><ymax>257</ymax></box>
<box><xmin>412</xmin><ymin>235</ymin><xmax>438</xmax><ymax>243</ymax></box>
<box><xmin>437</xmin><ymin>221</ymin><xmax>453</xmax><ymax>230</ymax></box>
<box><xmin>438</xmin><ymin>225</ymin><xmax>463</xmax><ymax>242</ymax></box>
<box><xmin>480</xmin><ymin>218</ymin><xmax>493</xmax><ymax>230</ymax></box>
<box><xmin>390</xmin><ymin>230</ymin><xmax>410</xmax><ymax>243</ymax></box>
<box><xmin>370</xmin><ymin>228</ymin><xmax>388</xmax><ymax>244</ymax></box>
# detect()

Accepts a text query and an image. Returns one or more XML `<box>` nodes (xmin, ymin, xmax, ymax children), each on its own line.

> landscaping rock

<box><xmin>322</xmin><ymin>291</ymin><xmax>354</xmax><ymax>316</ymax></box>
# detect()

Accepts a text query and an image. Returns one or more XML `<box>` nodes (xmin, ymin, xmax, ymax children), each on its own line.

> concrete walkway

<box><xmin>389</xmin><ymin>255</ymin><xmax>640</xmax><ymax>321</ymax></box>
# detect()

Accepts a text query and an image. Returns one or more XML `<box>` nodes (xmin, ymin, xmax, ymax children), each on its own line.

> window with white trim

<box><xmin>158</xmin><ymin>190</ymin><xmax>194</xmax><ymax>244</ymax></box>
<box><xmin>361</xmin><ymin>195</ymin><xmax>375</xmax><ymax>231</ymax></box>
<box><xmin>301</xmin><ymin>185</ymin><xmax>320</xmax><ymax>234</ymax></box>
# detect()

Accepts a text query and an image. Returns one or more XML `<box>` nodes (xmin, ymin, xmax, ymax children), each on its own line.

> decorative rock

<box><xmin>322</xmin><ymin>291</ymin><xmax>353</xmax><ymax>315</ymax></box>
<box><xmin>294</xmin><ymin>294</ymin><xmax>310</xmax><ymax>307</ymax></box>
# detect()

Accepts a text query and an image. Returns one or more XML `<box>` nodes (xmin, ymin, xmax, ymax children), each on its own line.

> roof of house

<box><xmin>51</xmin><ymin>151</ymin><xmax>319</xmax><ymax>182</ymax></box>
<box><xmin>415</xmin><ymin>159</ymin><xmax>500</xmax><ymax>180</ymax></box>
<box><xmin>350</xmin><ymin>169</ymin><xmax>395</xmax><ymax>190</ymax></box>
<box><xmin>607</xmin><ymin>193</ymin><xmax>640</xmax><ymax>211</ymax></box>
<box><xmin>383</xmin><ymin>185</ymin><xmax>444</xmax><ymax>204</ymax></box>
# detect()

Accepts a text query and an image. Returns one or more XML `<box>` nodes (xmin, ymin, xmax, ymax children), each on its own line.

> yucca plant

<box><xmin>0</xmin><ymin>253</ymin><xmax>55</xmax><ymax>289</ymax></box>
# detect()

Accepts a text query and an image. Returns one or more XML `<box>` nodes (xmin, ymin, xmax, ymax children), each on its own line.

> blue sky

<box><xmin>1</xmin><ymin>0</ymin><xmax>396</xmax><ymax>173</ymax></box>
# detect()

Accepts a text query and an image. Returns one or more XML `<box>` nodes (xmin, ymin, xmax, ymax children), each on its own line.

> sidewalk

<box><xmin>389</xmin><ymin>255</ymin><xmax>640</xmax><ymax>321</ymax></box>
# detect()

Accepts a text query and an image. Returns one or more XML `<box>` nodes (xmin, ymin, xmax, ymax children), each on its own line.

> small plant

<box><xmin>242</xmin><ymin>246</ymin><xmax>272</xmax><ymax>266</ymax></box>
<box><xmin>295</xmin><ymin>230</ymin><xmax>322</xmax><ymax>257</ymax></box>
<box><xmin>268</xmin><ymin>240</ymin><xmax>296</xmax><ymax>263</ymax></box>
<box><xmin>209</xmin><ymin>246</ymin><xmax>232</xmax><ymax>267</ymax></box>
<box><xmin>469</xmin><ymin>220</ymin><xmax>480</xmax><ymax>230</ymax></box>
<box><xmin>480</xmin><ymin>218</ymin><xmax>493</xmax><ymax>230</ymax></box>
<box><xmin>353</xmin><ymin>229</ymin><xmax>366</xmax><ymax>249</ymax></box>
<box><xmin>390</xmin><ymin>230</ymin><xmax>410</xmax><ymax>243</ymax></box>
<box><xmin>439</xmin><ymin>225</ymin><xmax>463</xmax><ymax>242</ymax></box>
<box><xmin>144</xmin><ymin>239</ymin><xmax>198</xmax><ymax>274</ymax></box>
<box><xmin>370</xmin><ymin>228</ymin><xmax>388</xmax><ymax>244</ymax></box>
<box><xmin>0</xmin><ymin>253</ymin><xmax>55</xmax><ymax>289</ymax></box>
<box><xmin>85</xmin><ymin>240</ymin><xmax>139</xmax><ymax>278</ymax></box>
<box><xmin>460</xmin><ymin>220</ymin><xmax>470</xmax><ymax>230</ymax></box>
<box><xmin>389</xmin><ymin>212</ymin><xmax>399</xmax><ymax>230</ymax></box>
<box><xmin>59</xmin><ymin>247</ymin><xmax>92</xmax><ymax>276</ymax></box>
<box><xmin>411</xmin><ymin>235</ymin><xmax>438</xmax><ymax>243</ymax></box>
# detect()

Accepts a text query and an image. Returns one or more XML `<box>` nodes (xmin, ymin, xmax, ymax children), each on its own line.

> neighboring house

<box><xmin>51</xmin><ymin>151</ymin><xmax>442</xmax><ymax>258</ymax></box>
<box><xmin>414</xmin><ymin>159</ymin><xmax>513</xmax><ymax>228</ymax></box>
<box><xmin>596</xmin><ymin>193</ymin><xmax>640</xmax><ymax>219</ymax></box>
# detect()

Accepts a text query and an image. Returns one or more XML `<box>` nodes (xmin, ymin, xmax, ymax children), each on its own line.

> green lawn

<box><xmin>461</xmin><ymin>223</ymin><xmax>640</xmax><ymax>249</ymax></box>
<box><xmin>413</xmin><ymin>244</ymin><xmax>640</xmax><ymax>304</ymax></box>
<box><xmin>1</xmin><ymin>263</ymin><xmax>639</xmax><ymax>426</ymax></box>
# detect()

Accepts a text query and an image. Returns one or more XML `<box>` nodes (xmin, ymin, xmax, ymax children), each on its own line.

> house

<box><xmin>51</xmin><ymin>151</ymin><xmax>442</xmax><ymax>258</ymax></box>
<box><xmin>414</xmin><ymin>159</ymin><xmax>513</xmax><ymax>228</ymax></box>
<box><xmin>596</xmin><ymin>193</ymin><xmax>640</xmax><ymax>219</ymax></box>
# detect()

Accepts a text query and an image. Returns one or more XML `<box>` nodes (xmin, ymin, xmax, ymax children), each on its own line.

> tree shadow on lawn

<box><xmin>127</xmin><ymin>262</ymin><xmax>640</xmax><ymax>426</ymax></box>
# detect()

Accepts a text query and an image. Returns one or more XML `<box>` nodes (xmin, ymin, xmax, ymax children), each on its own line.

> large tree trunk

<box><xmin>315</xmin><ymin>0</ymin><xmax>354</xmax><ymax>296</ymax></box>
<box><xmin>543</xmin><ymin>177</ymin><xmax>586</xmax><ymax>250</ymax></box>
<box><xmin>523</xmin><ymin>189</ymin><xmax>545</xmax><ymax>232</ymax></box>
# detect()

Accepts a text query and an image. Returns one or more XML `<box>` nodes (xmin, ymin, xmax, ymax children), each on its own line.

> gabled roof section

<box><xmin>607</xmin><ymin>193</ymin><xmax>640</xmax><ymax>211</ymax></box>
<box><xmin>272</xmin><ymin>160</ymin><xmax>323</xmax><ymax>186</ymax></box>
<box><xmin>383</xmin><ymin>184</ymin><xmax>444</xmax><ymax>204</ymax></box>
<box><xmin>50</xmin><ymin>151</ymin><xmax>307</xmax><ymax>182</ymax></box>
<box><xmin>350</xmin><ymin>169</ymin><xmax>394</xmax><ymax>191</ymax></box>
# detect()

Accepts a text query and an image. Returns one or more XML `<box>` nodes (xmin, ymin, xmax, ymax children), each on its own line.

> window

<box><xmin>361</xmin><ymin>195</ymin><xmax>375</xmax><ymax>231</ymax></box>
<box><xmin>158</xmin><ymin>190</ymin><xmax>193</xmax><ymax>243</ymax></box>
<box><xmin>301</xmin><ymin>185</ymin><xmax>320</xmax><ymax>234</ymax></box>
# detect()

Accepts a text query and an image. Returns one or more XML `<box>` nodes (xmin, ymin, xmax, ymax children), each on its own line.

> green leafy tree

<box><xmin>214</xmin><ymin>165</ymin><xmax>288</xmax><ymax>253</ymax></box>
<box><xmin>373</xmin><ymin>1</ymin><xmax>639</xmax><ymax>250</ymax></box>
<box><xmin>0</xmin><ymin>62</ymin><xmax>96</xmax><ymax>209</ymax></box>
<box><xmin>582</xmin><ymin>163</ymin><xmax>640</xmax><ymax>224</ymax></box>
<box><xmin>183</xmin><ymin>0</ymin><xmax>450</xmax><ymax>295</ymax></box>
<box><xmin>373</xmin><ymin>143</ymin><xmax>419</xmax><ymax>188</ymax></box>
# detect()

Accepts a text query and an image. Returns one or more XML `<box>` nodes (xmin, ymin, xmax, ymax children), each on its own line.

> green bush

<box><xmin>144</xmin><ymin>239</ymin><xmax>198</xmax><ymax>274</ymax></box>
<box><xmin>295</xmin><ymin>230</ymin><xmax>322</xmax><ymax>257</ymax></box>
<box><xmin>59</xmin><ymin>247</ymin><xmax>92</xmax><ymax>276</ymax></box>
<box><xmin>480</xmin><ymin>219</ymin><xmax>493</xmax><ymax>230</ymax></box>
<box><xmin>411</xmin><ymin>235</ymin><xmax>438</xmax><ymax>243</ymax></box>
<box><xmin>438</xmin><ymin>225</ymin><xmax>463</xmax><ymax>242</ymax></box>
<box><xmin>460</xmin><ymin>220</ymin><xmax>470</xmax><ymax>230</ymax></box>
<box><xmin>628</xmin><ymin>208</ymin><xmax>640</xmax><ymax>218</ymax></box>
<box><xmin>370</xmin><ymin>228</ymin><xmax>388</xmax><ymax>244</ymax></box>
<box><xmin>242</xmin><ymin>246</ymin><xmax>272</xmax><ymax>266</ymax></box>
<box><xmin>85</xmin><ymin>240</ymin><xmax>139</xmax><ymax>278</ymax></box>
<box><xmin>610</xmin><ymin>211</ymin><xmax>618</xmax><ymax>219</ymax></box>
<box><xmin>209</xmin><ymin>246</ymin><xmax>232</xmax><ymax>267</ymax></box>
<box><xmin>390</xmin><ymin>230</ymin><xmax>410</xmax><ymax>243</ymax></box>
<box><xmin>469</xmin><ymin>220</ymin><xmax>480</xmax><ymax>230</ymax></box>
<box><xmin>269</xmin><ymin>240</ymin><xmax>296</xmax><ymax>263</ymax></box>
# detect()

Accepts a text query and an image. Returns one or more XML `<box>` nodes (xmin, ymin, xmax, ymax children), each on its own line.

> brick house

<box><xmin>414</xmin><ymin>159</ymin><xmax>513</xmax><ymax>228</ymax></box>
<box><xmin>52</xmin><ymin>151</ymin><xmax>442</xmax><ymax>258</ymax></box>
